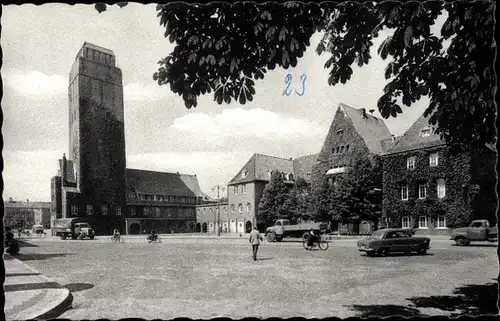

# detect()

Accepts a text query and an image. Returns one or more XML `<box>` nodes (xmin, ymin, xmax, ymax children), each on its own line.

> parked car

<box><xmin>265</xmin><ymin>219</ymin><xmax>329</xmax><ymax>242</ymax></box>
<box><xmin>53</xmin><ymin>218</ymin><xmax>95</xmax><ymax>240</ymax></box>
<box><xmin>357</xmin><ymin>228</ymin><xmax>431</xmax><ymax>257</ymax></box>
<box><xmin>32</xmin><ymin>225</ymin><xmax>45</xmax><ymax>235</ymax></box>
<box><xmin>450</xmin><ymin>219</ymin><xmax>498</xmax><ymax>246</ymax></box>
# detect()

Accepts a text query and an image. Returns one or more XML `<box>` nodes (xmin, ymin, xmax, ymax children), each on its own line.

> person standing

<box><xmin>249</xmin><ymin>227</ymin><xmax>263</xmax><ymax>261</ymax></box>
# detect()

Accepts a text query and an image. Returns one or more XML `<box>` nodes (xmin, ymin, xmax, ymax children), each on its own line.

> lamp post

<box><xmin>212</xmin><ymin>185</ymin><xmax>225</xmax><ymax>237</ymax></box>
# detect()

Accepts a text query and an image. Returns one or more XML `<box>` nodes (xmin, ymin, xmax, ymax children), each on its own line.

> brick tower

<box><xmin>68</xmin><ymin>42</ymin><xmax>126</xmax><ymax>229</ymax></box>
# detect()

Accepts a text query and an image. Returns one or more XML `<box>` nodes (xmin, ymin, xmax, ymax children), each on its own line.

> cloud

<box><xmin>123</xmin><ymin>82</ymin><xmax>172</xmax><ymax>102</ymax></box>
<box><xmin>170</xmin><ymin>108</ymin><xmax>327</xmax><ymax>142</ymax></box>
<box><xmin>3</xmin><ymin>68</ymin><xmax>67</xmax><ymax>98</ymax></box>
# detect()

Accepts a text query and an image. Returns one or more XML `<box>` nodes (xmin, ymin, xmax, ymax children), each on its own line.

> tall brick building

<box><xmin>51</xmin><ymin>42</ymin><xmax>207</xmax><ymax>235</ymax></box>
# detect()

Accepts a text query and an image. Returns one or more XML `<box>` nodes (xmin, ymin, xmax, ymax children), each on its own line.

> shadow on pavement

<box><xmin>256</xmin><ymin>258</ymin><xmax>272</xmax><ymax>261</ymax></box>
<box><xmin>348</xmin><ymin>304</ymin><xmax>427</xmax><ymax>317</ymax></box>
<box><xmin>64</xmin><ymin>283</ymin><xmax>95</xmax><ymax>293</ymax></box>
<box><xmin>15</xmin><ymin>253</ymin><xmax>73</xmax><ymax>261</ymax></box>
<box><xmin>5</xmin><ymin>272</ymin><xmax>42</xmax><ymax>277</ymax></box>
<box><xmin>347</xmin><ymin>283</ymin><xmax>498</xmax><ymax>317</ymax></box>
<box><xmin>18</xmin><ymin>241</ymin><xmax>39</xmax><ymax>247</ymax></box>
<box><xmin>4</xmin><ymin>282</ymin><xmax>64</xmax><ymax>292</ymax></box>
<box><xmin>408</xmin><ymin>282</ymin><xmax>499</xmax><ymax>316</ymax></box>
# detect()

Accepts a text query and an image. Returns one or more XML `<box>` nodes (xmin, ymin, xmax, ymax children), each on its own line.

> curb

<box><xmin>5</xmin><ymin>256</ymin><xmax>72</xmax><ymax>320</ymax></box>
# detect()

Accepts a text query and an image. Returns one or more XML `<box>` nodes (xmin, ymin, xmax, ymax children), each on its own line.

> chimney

<box><xmin>361</xmin><ymin>108</ymin><xmax>367</xmax><ymax>118</ymax></box>
<box><xmin>62</xmin><ymin>153</ymin><xmax>67</xmax><ymax>185</ymax></box>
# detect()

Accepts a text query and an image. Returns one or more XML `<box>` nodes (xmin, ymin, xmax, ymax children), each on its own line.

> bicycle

<box><xmin>303</xmin><ymin>235</ymin><xmax>329</xmax><ymax>251</ymax></box>
<box><xmin>147</xmin><ymin>235</ymin><xmax>161</xmax><ymax>243</ymax></box>
<box><xmin>111</xmin><ymin>235</ymin><xmax>124</xmax><ymax>243</ymax></box>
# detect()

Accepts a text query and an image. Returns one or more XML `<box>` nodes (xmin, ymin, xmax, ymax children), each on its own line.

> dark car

<box><xmin>357</xmin><ymin>228</ymin><xmax>430</xmax><ymax>257</ymax></box>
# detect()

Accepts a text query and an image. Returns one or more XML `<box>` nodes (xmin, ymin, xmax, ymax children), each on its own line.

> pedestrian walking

<box><xmin>249</xmin><ymin>227</ymin><xmax>263</xmax><ymax>261</ymax></box>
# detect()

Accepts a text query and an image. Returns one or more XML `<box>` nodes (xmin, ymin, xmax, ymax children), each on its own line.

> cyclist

<box><xmin>149</xmin><ymin>229</ymin><xmax>158</xmax><ymax>242</ymax></box>
<box><xmin>112</xmin><ymin>228</ymin><xmax>121</xmax><ymax>241</ymax></box>
<box><xmin>307</xmin><ymin>228</ymin><xmax>320</xmax><ymax>247</ymax></box>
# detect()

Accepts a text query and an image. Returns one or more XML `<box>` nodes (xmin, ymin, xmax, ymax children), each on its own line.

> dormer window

<box><xmin>241</xmin><ymin>170</ymin><xmax>248</xmax><ymax>178</ymax></box>
<box><xmin>335</xmin><ymin>146</ymin><xmax>340</xmax><ymax>153</ymax></box>
<box><xmin>340</xmin><ymin>146</ymin><xmax>345</xmax><ymax>153</ymax></box>
<box><xmin>421</xmin><ymin>127</ymin><xmax>432</xmax><ymax>137</ymax></box>
<box><xmin>337</xmin><ymin>129</ymin><xmax>344</xmax><ymax>135</ymax></box>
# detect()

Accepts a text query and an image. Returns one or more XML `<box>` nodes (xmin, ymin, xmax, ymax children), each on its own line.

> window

<box><xmin>340</xmin><ymin>145</ymin><xmax>345</xmax><ymax>153</ymax></box>
<box><xmin>224</xmin><ymin>207</ymin><xmax>227</xmax><ymax>213</ymax></box>
<box><xmin>429</xmin><ymin>153</ymin><xmax>439</xmax><ymax>167</ymax></box>
<box><xmin>116</xmin><ymin>207</ymin><xmax>122</xmax><ymax>216</ymax></box>
<box><xmin>288</xmin><ymin>173</ymin><xmax>294</xmax><ymax>181</ymax></box>
<box><xmin>421</xmin><ymin>127</ymin><xmax>431</xmax><ymax>137</ymax></box>
<box><xmin>238</xmin><ymin>204</ymin><xmax>243</xmax><ymax>214</ymax></box>
<box><xmin>241</xmin><ymin>170</ymin><xmax>248</xmax><ymax>178</ymax></box>
<box><xmin>336</xmin><ymin>146</ymin><xmax>340</xmax><ymax>153</ymax></box>
<box><xmin>407</xmin><ymin>156</ymin><xmax>416</xmax><ymax>170</ymax></box>
<box><xmin>71</xmin><ymin>205</ymin><xmax>78</xmax><ymax>216</ymax></box>
<box><xmin>102</xmin><ymin>206</ymin><xmax>108</xmax><ymax>216</ymax></box>
<box><xmin>471</xmin><ymin>221</ymin><xmax>483</xmax><ymax>228</ymax></box>
<box><xmin>143</xmin><ymin>208</ymin><xmax>148</xmax><ymax>216</ymax></box>
<box><xmin>437</xmin><ymin>215</ymin><xmax>446</xmax><ymax>229</ymax></box>
<box><xmin>401</xmin><ymin>184</ymin><xmax>408</xmax><ymax>200</ymax></box>
<box><xmin>247</xmin><ymin>203</ymin><xmax>251</xmax><ymax>213</ymax></box>
<box><xmin>268</xmin><ymin>170</ymin><xmax>272</xmax><ymax>178</ymax></box>
<box><xmin>234</xmin><ymin>185</ymin><xmax>238</xmax><ymax>195</ymax></box>
<box><xmin>418</xmin><ymin>183</ymin><xmax>427</xmax><ymax>199</ymax></box>
<box><xmin>337</xmin><ymin>129</ymin><xmax>344</xmax><ymax>135</ymax></box>
<box><xmin>130</xmin><ymin>208</ymin><xmax>136</xmax><ymax>216</ymax></box>
<box><xmin>128</xmin><ymin>192</ymin><xmax>136</xmax><ymax>199</ymax></box>
<box><xmin>155</xmin><ymin>207</ymin><xmax>160</xmax><ymax>217</ymax></box>
<box><xmin>242</xmin><ymin>184</ymin><xmax>247</xmax><ymax>194</ymax></box>
<box><xmin>231</xmin><ymin>204</ymin><xmax>235</xmax><ymax>214</ymax></box>
<box><xmin>437</xmin><ymin>179</ymin><xmax>446</xmax><ymax>198</ymax></box>
<box><xmin>345</xmin><ymin>145</ymin><xmax>350</xmax><ymax>152</ymax></box>
<box><xmin>402</xmin><ymin>216</ymin><xmax>410</xmax><ymax>228</ymax></box>
<box><xmin>86</xmin><ymin>205</ymin><xmax>93</xmax><ymax>215</ymax></box>
<box><xmin>419</xmin><ymin>216</ymin><xmax>428</xmax><ymax>229</ymax></box>
<box><xmin>306</xmin><ymin>172</ymin><xmax>311</xmax><ymax>178</ymax></box>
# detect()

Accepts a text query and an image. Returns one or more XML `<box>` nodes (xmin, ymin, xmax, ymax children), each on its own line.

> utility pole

<box><xmin>212</xmin><ymin>185</ymin><xmax>225</xmax><ymax>237</ymax></box>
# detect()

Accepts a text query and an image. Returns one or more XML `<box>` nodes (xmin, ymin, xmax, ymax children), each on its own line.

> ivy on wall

<box><xmin>382</xmin><ymin>146</ymin><xmax>476</xmax><ymax>229</ymax></box>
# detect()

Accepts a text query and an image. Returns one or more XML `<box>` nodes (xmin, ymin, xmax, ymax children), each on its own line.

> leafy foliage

<box><xmin>382</xmin><ymin>146</ymin><xmax>480</xmax><ymax>229</ymax></box>
<box><xmin>281</xmin><ymin>177</ymin><xmax>312</xmax><ymax>223</ymax></box>
<box><xmin>256</xmin><ymin>171</ymin><xmax>291</xmax><ymax>227</ymax></box>
<box><xmin>94</xmin><ymin>2</ymin><xmax>128</xmax><ymax>14</ymax></box>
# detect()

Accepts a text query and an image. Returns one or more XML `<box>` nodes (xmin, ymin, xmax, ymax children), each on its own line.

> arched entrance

<box><xmin>196</xmin><ymin>223</ymin><xmax>201</xmax><ymax>232</ymax></box>
<box><xmin>129</xmin><ymin>223</ymin><xmax>141</xmax><ymax>235</ymax></box>
<box><xmin>245</xmin><ymin>221</ymin><xmax>252</xmax><ymax>233</ymax></box>
<box><xmin>202</xmin><ymin>222</ymin><xmax>208</xmax><ymax>233</ymax></box>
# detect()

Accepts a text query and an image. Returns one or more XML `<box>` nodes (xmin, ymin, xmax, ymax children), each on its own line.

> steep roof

<box><xmin>340</xmin><ymin>103</ymin><xmax>392</xmax><ymax>155</ymax></box>
<box><xmin>293</xmin><ymin>153</ymin><xmax>318</xmax><ymax>181</ymax></box>
<box><xmin>228</xmin><ymin>153</ymin><xmax>294</xmax><ymax>185</ymax></box>
<box><xmin>126</xmin><ymin>168</ymin><xmax>205</xmax><ymax>197</ymax></box>
<box><xmin>387</xmin><ymin>113</ymin><xmax>444</xmax><ymax>154</ymax></box>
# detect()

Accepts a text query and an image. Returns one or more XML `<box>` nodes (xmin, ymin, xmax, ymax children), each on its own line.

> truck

<box><xmin>53</xmin><ymin>218</ymin><xmax>95</xmax><ymax>240</ymax></box>
<box><xmin>450</xmin><ymin>219</ymin><xmax>498</xmax><ymax>246</ymax></box>
<box><xmin>265</xmin><ymin>219</ymin><xmax>329</xmax><ymax>242</ymax></box>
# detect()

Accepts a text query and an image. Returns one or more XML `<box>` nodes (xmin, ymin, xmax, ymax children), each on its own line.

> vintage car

<box><xmin>357</xmin><ymin>228</ymin><xmax>431</xmax><ymax>256</ymax></box>
<box><xmin>32</xmin><ymin>225</ymin><xmax>45</xmax><ymax>235</ymax></box>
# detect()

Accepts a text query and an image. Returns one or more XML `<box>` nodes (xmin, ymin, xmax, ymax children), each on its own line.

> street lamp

<box><xmin>212</xmin><ymin>184</ymin><xmax>225</xmax><ymax>237</ymax></box>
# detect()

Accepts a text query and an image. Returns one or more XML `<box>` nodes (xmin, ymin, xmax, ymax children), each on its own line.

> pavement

<box><xmin>3</xmin><ymin>254</ymin><xmax>72</xmax><ymax>320</ymax></box>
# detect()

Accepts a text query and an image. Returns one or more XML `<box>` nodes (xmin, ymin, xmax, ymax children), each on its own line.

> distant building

<box><xmin>382</xmin><ymin>114</ymin><xmax>497</xmax><ymax>234</ymax></box>
<box><xmin>310</xmin><ymin>103</ymin><xmax>393</xmax><ymax>234</ymax></box>
<box><xmin>225</xmin><ymin>153</ymin><xmax>317</xmax><ymax>234</ymax></box>
<box><xmin>4</xmin><ymin>198</ymin><xmax>51</xmax><ymax>230</ymax></box>
<box><xmin>196</xmin><ymin>200</ymin><xmax>229</xmax><ymax>233</ymax></box>
<box><xmin>51</xmin><ymin>42</ymin><xmax>207</xmax><ymax>235</ymax></box>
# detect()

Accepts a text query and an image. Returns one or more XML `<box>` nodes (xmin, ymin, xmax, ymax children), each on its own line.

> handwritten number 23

<box><xmin>283</xmin><ymin>73</ymin><xmax>307</xmax><ymax>96</ymax></box>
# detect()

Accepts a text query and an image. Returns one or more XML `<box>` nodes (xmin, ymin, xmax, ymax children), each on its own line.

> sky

<box><xmin>2</xmin><ymin>3</ymin><xmax>439</xmax><ymax>201</ymax></box>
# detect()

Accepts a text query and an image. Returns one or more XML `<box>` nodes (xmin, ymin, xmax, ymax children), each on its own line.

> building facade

<box><xmin>5</xmin><ymin>198</ymin><xmax>51</xmax><ymax>230</ymax></box>
<box><xmin>382</xmin><ymin>115</ymin><xmax>497</xmax><ymax>235</ymax></box>
<box><xmin>310</xmin><ymin>103</ymin><xmax>393</xmax><ymax>234</ymax></box>
<box><xmin>195</xmin><ymin>200</ymin><xmax>229</xmax><ymax>233</ymax></box>
<box><xmin>225</xmin><ymin>153</ymin><xmax>317</xmax><ymax>234</ymax></box>
<box><xmin>51</xmin><ymin>42</ymin><xmax>207</xmax><ymax>235</ymax></box>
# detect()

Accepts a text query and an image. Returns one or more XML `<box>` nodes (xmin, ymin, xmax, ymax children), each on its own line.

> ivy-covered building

<box><xmin>311</xmin><ymin>103</ymin><xmax>394</xmax><ymax>234</ymax></box>
<box><xmin>382</xmin><ymin>114</ymin><xmax>497</xmax><ymax>235</ymax></box>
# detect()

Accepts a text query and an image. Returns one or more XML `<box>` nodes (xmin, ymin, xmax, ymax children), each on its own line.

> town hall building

<box><xmin>50</xmin><ymin>42</ymin><xmax>208</xmax><ymax>235</ymax></box>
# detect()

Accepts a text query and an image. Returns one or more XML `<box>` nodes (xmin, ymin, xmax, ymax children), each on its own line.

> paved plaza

<box><xmin>12</xmin><ymin>237</ymin><xmax>499</xmax><ymax>318</ymax></box>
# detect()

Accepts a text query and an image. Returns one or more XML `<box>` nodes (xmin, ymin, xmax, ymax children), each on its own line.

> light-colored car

<box><xmin>357</xmin><ymin>228</ymin><xmax>430</xmax><ymax>257</ymax></box>
<box><xmin>451</xmin><ymin>219</ymin><xmax>498</xmax><ymax>246</ymax></box>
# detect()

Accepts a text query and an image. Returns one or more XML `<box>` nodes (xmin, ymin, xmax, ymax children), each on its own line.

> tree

<box><xmin>311</xmin><ymin>177</ymin><xmax>333</xmax><ymax>223</ymax></box>
<box><xmin>94</xmin><ymin>1</ymin><xmax>492</xmax><ymax>152</ymax></box>
<box><xmin>282</xmin><ymin>177</ymin><xmax>312</xmax><ymax>223</ymax></box>
<box><xmin>256</xmin><ymin>170</ymin><xmax>290</xmax><ymax>227</ymax></box>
